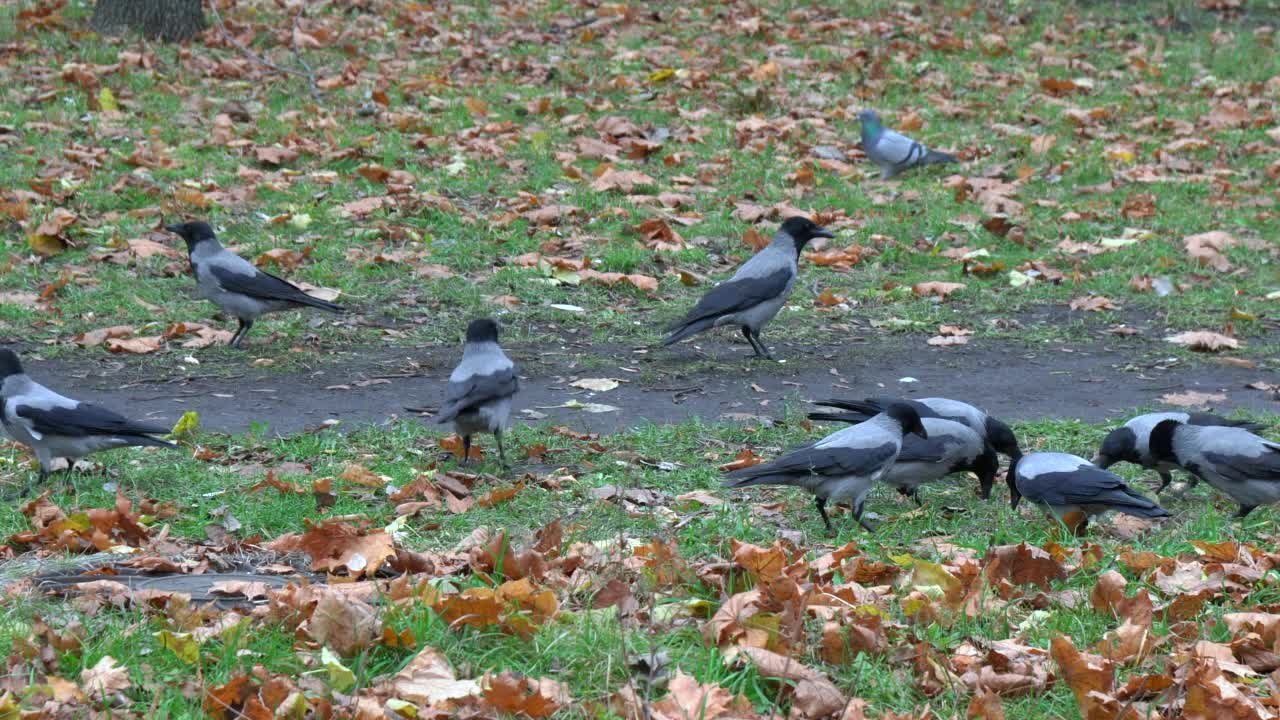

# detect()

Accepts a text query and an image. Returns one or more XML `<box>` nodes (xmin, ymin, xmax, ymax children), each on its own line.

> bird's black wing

<box><xmin>435</xmin><ymin>368</ymin><xmax>519</xmax><ymax>422</ymax></box>
<box><xmin>208</xmin><ymin>264</ymin><xmax>329</xmax><ymax>306</ymax></box>
<box><xmin>1187</xmin><ymin>412</ymin><xmax>1268</xmax><ymax>433</ymax></box>
<box><xmin>673</xmin><ymin>268</ymin><xmax>791</xmax><ymax>327</ymax></box>
<box><xmin>1025</xmin><ymin>466</ymin><xmax>1148</xmax><ymax>507</ymax></box>
<box><xmin>1203</xmin><ymin>447</ymin><xmax>1280</xmax><ymax>482</ymax></box>
<box><xmin>726</xmin><ymin>442</ymin><xmax>897</xmax><ymax>484</ymax></box>
<box><xmin>894</xmin><ymin>434</ymin><xmax>952</xmax><ymax>464</ymax></box>
<box><xmin>15</xmin><ymin>403</ymin><xmax>168</xmax><ymax>438</ymax></box>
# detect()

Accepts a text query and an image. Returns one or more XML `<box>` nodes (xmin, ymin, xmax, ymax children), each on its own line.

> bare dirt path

<box><xmin>25</xmin><ymin>328</ymin><xmax>1277</xmax><ymax>437</ymax></box>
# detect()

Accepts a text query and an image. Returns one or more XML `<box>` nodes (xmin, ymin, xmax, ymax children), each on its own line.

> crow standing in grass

<box><xmin>857</xmin><ymin>109</ymin><xmax>958</xmax><ymax>180</ymax></box>
<box><xmin>1093</xmin><ymin>411</ymin><xmax>1268</xmax><ymax>493</ymax></box>
<box><xmin>0</xmin><ymin>349</ymin><xmax>175</xmax><ymax>497</ymax></box>
<box><xmin>434</xmin><ymin>319</ymin><xmax>519</xmax><ymax>467</ymax></box>
<box><xmin>810</xmin><ymin>396</ymin><xmax>1020</xmax><ymax>488</ymax></box>
<box><xmin>722</xmin><ymin>402</ymin><xmax>927</xmax><ymax>534</ymax></box>
<box><xmin>880</xmin><ymin>418</ymin><xmax>1000</xmax><ymax>505</ymax></box>
<box><xmin>166</xmin><ymin>221</ymin><xmax>345</xmax><ymax>348</ymax></box>
<box><xmin>663</xmin><ymin>217</ymin><xmax>833</xmax><ymax>360</ymax></box>
<box><xmin>1149</xmin><ymin>419</ymin><xmax>1280</xmax><ymax>518</ymax></box>
<box><xmin>1007</xmin><ymin>452</ymin><xmax>1170</xmax><ymax>535</ymax></box>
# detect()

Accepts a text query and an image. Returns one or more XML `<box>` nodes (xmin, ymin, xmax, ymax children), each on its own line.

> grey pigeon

<box><xmin>881</xmin><ymin>418</ymin><xmax>999</xmax><ymax>505</ymax></box>
<box><xmin>1149</xmin><ymin>419</ymin><xmax>1280</xmax><ymax>518</ymax></box>
<box><xmin>810</xmin><ymin>396</ymin><xmax>1020</xmax><ymax>486</ymax></box>
<box><xmin>0</xmin><ymin>349</ymin><xmax>175</xmax><ymax>496</ymax></box>
<box><xmin>166</xmin><ymin>221</ymin><xmax>345</xmax><ymax>348</ymax></box>
<box><xmin>857</xmin><ymin>109</ymin><xmax>958</xmax><ymax>179</ymax></box>
<box><xmin>663</xmin><ymin>217</ymin><xmax>833</xmax><ymax>360</ymax></box>
<box><xmin>723</xmin><ymin>401</ymin><xmax>927</xmax><ymax>534</ymax></box>
<box><xmin>1093</xmin><ymin>411</ymin><xmax>1268</xmax><ymax>492</ymax></box>
<box><xmin>434</xmin><ymin>318</ymin><xmax>519</xmax><ymax>467</ymax></box>
<box><xmin>1007</xmin><ymin>452</ymin><xmax>1170</xmax><ymax>534</ymax></box>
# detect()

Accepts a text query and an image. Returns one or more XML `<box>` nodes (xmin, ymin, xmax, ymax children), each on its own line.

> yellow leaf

<box><xmin>647</xmin><ymin>68</ymin><xmax>675</xmax><ymax>83</ymax></box>
<box><xmin>1230</xmin><ymin>307</ymin><xmax>1257</xmax><ymax>321</ymax></box>
<box><xmin>28</xmin><ymin>233</ymin><xmax>67</xmax><ymax>256</ymax></box>
<box><xmin>153</xmin><ymin>630</ymin><xmax>199</xmax><ymax>663</ymax></box>
<box><xmin>98</xmin><ymin>87</ymin><xmax>119</xmax><ymax>112</ymax></box>
<box><xmin>171</xmin><ymin>411</ymin><xmax>199</xmax><ymax>439</ymax></box>
<box><xmin>321</xmin><ymin>646</ymin><xmax>356</xmax><ymax>691</ymax></box>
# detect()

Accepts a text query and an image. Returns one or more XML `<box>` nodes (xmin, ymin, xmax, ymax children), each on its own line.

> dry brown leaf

<box><xmin>913</xmin><ymin>281</ymin><xmax>966</xmax><ymax>300</ymax></box>
<box><xmin>1183</xmin><ymin>231</ymin><xmax>1238</xmax><ymax>272</ymax></box>
<box><xmin>386</xmin><ymin>647</ymin><xmax>480</xmax><ymax>706</ymax></box>
<box><xmin>301</xmin><ymin>591</ymin><xmax>382</xmax><ymax>657</ymax></box>
<box><xmin>1160</xmin><ymin>391</ymin><xmax>1228</xmax><ymax>408</ymax></box>
<box><xmin>1165</xmin><ymin>331</ymin><xmax>1240</xmax><ymax>352</ymax></box>
<box><xmin>1069</xmin><ymin>296</ymin><xmax>1117</xmax><ymax>312</ymax></box>
<box><xmin>482</xmin><ymin>672</ymin><xmax>570</xmax><ymax>718</ymax></box>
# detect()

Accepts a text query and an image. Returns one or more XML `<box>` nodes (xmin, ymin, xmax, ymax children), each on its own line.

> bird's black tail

<box><xmin>294</xmin><ymin>296</ymin><xmax>346</xmax><ymax>314</ymax></box>
<box><xmin>922</xmin><ymin>149</ymin><xmax>958</xmax><ymax>165</ymax></box>
<box><xmin>1110</xmin><ymin>488</ymin><xmax>1171</xmax><ymax>518</ymax></box>
<box><xmin>807</xmin><ymin>411</ymin><xmax>865</xmax><ymax>425</ymax></box>
<box><xmin>662</xmin><ymin>316</ymin><xmax>716</xmax><ymax>347</ymax></box>
<box><xmin>123</xmin><ymin>435</ymin><xmax>179</xmax><ymax>450</ymax></box>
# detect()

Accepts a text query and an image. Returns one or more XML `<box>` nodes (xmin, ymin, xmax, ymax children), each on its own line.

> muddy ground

<box><xmin>22</xmin><ymin>321</ymin><xmax>1278</xmax><ymax>436</ymax></box>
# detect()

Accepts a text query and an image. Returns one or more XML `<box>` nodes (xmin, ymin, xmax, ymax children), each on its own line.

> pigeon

<box><xmin>1006</xmin><ymin>452</ymin><xmax>1170</xmax><ymax>534</ymax></box>
<box><xmin>1148</xmin><ymin>419</ymin><xmax>1280</xmax><ymax>518</ymax></box>
<box><xmin>0</xmin><ymin>349</ymin><xmax>175</xmax><ymax>496</ymax></box>
<box><xmin>857</xmin><ymin>109</ymin><xmax>958</xmax><ymax>180</ymax></box>
<box><xmin>166</xmin><ymin>221</ymin><xmax>346</xmax><ymax>348</ymax></box>
<box><xmin>663</xmin><ymin>217</ymin><xmax>833</xmax><ymax>360</ymax></box>
<box><xmin>434</xmin><ymin>318</ymin><xmax>519</xmax><ymax>467</ymax></box>
<box><xmin>723</xmin><ymin>401</ymin><xmax>927</xmax><ymax>534</ymax></box>
<box><xmin>1093</xmin><ymin>412</ymin><xmax>1268</xmax><ymax>492</ymax></box>
<box><xmin>881</xmin><ymin>418</ymin><xmax>1000</xmax><ymax>505</ymax></box>
<box><xmin>809</xmin><ymin>396</ymin><xmax>1020</xmax><ymax>484</ymax></box>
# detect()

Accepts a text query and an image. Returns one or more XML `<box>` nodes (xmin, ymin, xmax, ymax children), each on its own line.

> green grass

<box><xmin>3</xmin><ymin>408</ymin><xmax>1280</xmax><ymax>716</ymax></box>
<box><xmin>0</xmin><ymin>0</ymin><xmax>1277</xmax><ymax>365</ymax></box>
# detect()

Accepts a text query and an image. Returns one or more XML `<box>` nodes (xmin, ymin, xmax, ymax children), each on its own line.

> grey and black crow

<box><xmin>1093</xmin><ymin>411</ymin><xmax>1268</xmax><ymax>492</ymax></box>
<box><xmin>1007</xmin><ymin>452</ymin><xmax>1170</xmax><ymax>535</ymax></box>
<box><xmin>0</xmin><ymin>349</ymin><xmax>175</xmax><ymax>496</ymax></box>
<box><xmin>434</xmin><ymin>318</ymin><xmax>519</xmax><ymax>467</ymax></box>
<box><xmin>722</xmin><ymin>401</ymin><xmax>927</xmax><ymax>534</ymax></box>
<box><xmin>166</xmin><ymin>221</ymin><xmax>345</xmax><ymax>348</ymax></box>
<box><xmin>1149</xmin><ymin>419</ymin><xmax>1280</xmax><ymax>518</ymax></box>
<box><xmin>857</xmin><ymin>109</ymin><xmax>958</xmax><ymax>180</ymax></box>
<box><xmin>663</xmin><ymin>217</ymin><xmax>833</xmax><ymax>360</ymax></box>
<box><xmin>881</xmin><ymin>418</ymin><xmax>999</xmax><ymax>505</ymax></box>
<box><xmin>810</xmin><ymin>396</ymin><xmax>1020</xmax><ymax>493</ymax></box>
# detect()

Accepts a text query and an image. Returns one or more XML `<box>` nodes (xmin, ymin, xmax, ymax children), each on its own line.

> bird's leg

<box><xmin>1234</xmin><ymin>505</ymin><xmax>1256</xmax><ymax>519</ymax></box>
<box><xmin>749</xmin><ymin>328</ymin><xmax>775</xmax><ymax>361</ymax></box>
<box><xmin>1156</xmin><ymin>470</ymin><xmax>1174</xmax><ymax>493</ymax></box>
<box><xmin>815</xmin><ymin>497</ymin><xmax>834</xmax><ymax>537</ymax></box>
<box><xmin>495</xmin><ymin>430</ymin><xmax>508</xmax><ymax>468</ymax></box>
<box><xmin>741</xmin><ymin>327</ymin><xmax>763</xmax><ymax>357</ymax></box>
<box><xmin>911</xmin><ymin>489</ymin><xmax>923</xmax><ymax>508</ymax></box>
<box><xmin>230</xmin><ymin>318</ymin><xmax>253</xmax><ymax>348</ymax></box>
<box><xmin>461</xmin><ymin>435</ymin><xmax>472</xmax><ymax>466</ymax></box>
<box><xmin>853</xmin><ymin>499</ymin><xmax>875</xmax><ymax>533</ymax></box>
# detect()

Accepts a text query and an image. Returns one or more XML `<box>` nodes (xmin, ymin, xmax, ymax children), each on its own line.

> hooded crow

<box><xmin>1149</xmin><ymin>419</ymin><xmax>1280</xmax><ymax>518</ymax></box>
<box><xmin>810</xmin><ymin>396</ymin><xmax>1020</xmax><ymax>485</ymax></box>
<box><xmin>882</xmin><ymin>418</ymin><xmax>1000</xmax><ymax>505</ymax></box>
<box><xmin>857</xmin><ymin>109</ymin><xmax>958</xmax><ymax>180</ymax></box>
<box><xmin>0</xmin><ymin>349</ymin><xmax>175</xmax><ymax>496</ymax></box>
<box><xmin>434</xmin><ymin>318</ymin><xmax>519</xmax><ymax>467</ymax></box>
<box><xmin>663</xmin><ymin>217</ymin><xmax>833</xmax><ymax>360</ymax></box>
<box><xmin>166</xmin><ymin>221</ymin><xmax>346</xmax><ymax>348</ymax></box>
<box><xmin>723</xmin><ymin>401</ymin><xmax>927</xmax><ymax>534</ymax></box>
<box><xmin>1007</xmin><ymin>452</ymin><xmax>1170</xmax><ymax>534</ymax></box>
<box><xmin>1093</xmin><ymin>412</ymin><xmax>1268</xmax><ymax>493</ymax></box>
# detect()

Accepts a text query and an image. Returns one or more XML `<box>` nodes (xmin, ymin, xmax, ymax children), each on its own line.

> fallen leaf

<box><xmin>1165</xmin><ymin>331</ymin><xmax>1240</xmax><ymax>352</ymax></box>
<box><xmin>913</xmin><ymin>281</ymin><xmax>966</xmax><ymax>300</ymax></box>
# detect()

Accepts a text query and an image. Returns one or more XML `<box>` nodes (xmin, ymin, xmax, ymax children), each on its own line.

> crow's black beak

<box><xmin>813</xmin><ymin>226</ymin><xmax>835</xmax><ymax>239</ymax></box>
<box><xmin>164</xmin><ymin>223</ymin><xmax>183</xmax><ymax>234</ymax></box>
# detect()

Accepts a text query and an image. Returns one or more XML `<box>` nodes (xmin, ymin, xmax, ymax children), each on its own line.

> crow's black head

<box><xmin>972</xmin><ymin>444</ymin><xmax>1000</xmax><ymax>500</ymax></box>
<box><xmin>0</xmin><ymin>349</ymin><xmax>23</xmax><ymax>380</ymax></box>
<box><xmin>165</xmin><ymin>221</ymin><xmax>218</xmax><ymax>251</ymax></box>
<box><xmin>1093</xmin><ymin>426</ymin><xmax>1138</xmax><ymax>468</ymax></box>
<box><xmin>885</xmin><ymin>401</ymin><xmax>927</xmax><ymax>440</ymax></box>
<box><xmin>984</xmin><ymin>416</ymin><xmax>1021</xmax><ymax>461</ymax></box>
<box><xmin>778</xmin><ymin>216</ymin><xmax>834</xmax><ymax>253</ymax></box>
<box><xmin>1147</xmin><ymin>420</ymin><xmax>1181</xmax><ymax>464</ymax></box>
<box><xmin>465</xmin><ymin>318</ymin><xmax>501</xmax><ymax>344</ymax></box>
<box><xmin>1005</xmin><ymin>455</ymin><xmax>1023</xmax><ymax>510</ymax></box>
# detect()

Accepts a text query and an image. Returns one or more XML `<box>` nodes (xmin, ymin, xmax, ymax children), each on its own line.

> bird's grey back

<box><xmin>729</xmin><ymin>234</ymin><xmax>796</xmax><ymax>283</ymax></box>
<box><xmin>817</xmin><ymin>412</ymin><xmax>901</xmax><ymax>451</ymax></box>
<box><xmin>451</xmin><ymin>341</ymin><xmax>514</xmax><ymax>383</ymax></box>
<box><xmin>1019</xmin><ymin>452</ymin><xmax>1090</xmax><ymax>478</ymax></box>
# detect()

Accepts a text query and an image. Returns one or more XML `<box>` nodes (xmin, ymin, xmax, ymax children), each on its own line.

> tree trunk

<box><xmin>91</xmin><ymin>0</ymin><xmax>207</xmax><ymax>43</ymax></box>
